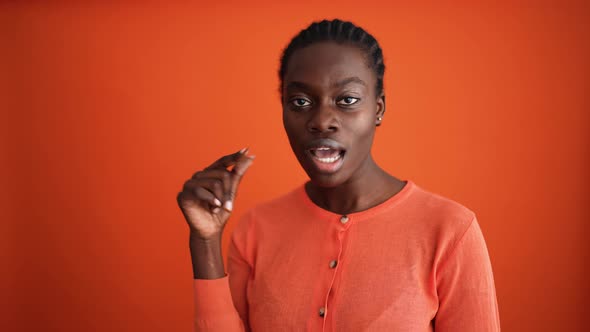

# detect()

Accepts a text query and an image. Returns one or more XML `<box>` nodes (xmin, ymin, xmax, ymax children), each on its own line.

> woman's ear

<box><xmin>376</xmin><ymin>94</ymin><xmax>385</xmax><ymax>127</ymax></box>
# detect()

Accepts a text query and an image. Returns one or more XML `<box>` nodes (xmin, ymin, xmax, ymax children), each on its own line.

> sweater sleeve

<box><xmin>434</xmin><ymin>216</ymin><xmax>501</xmax><ymax>331</ymax></box>
<box><xmin>193</xmin><ymin>277</ymin><xmax>245</xmax><ymax>331</ymax></box>
<box><xmin>192</xmin><ymin>213</ymin><xmax>253</xmax><ymax>332</ymax></box>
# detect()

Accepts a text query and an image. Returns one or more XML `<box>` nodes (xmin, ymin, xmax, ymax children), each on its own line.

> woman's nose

<box><xmin>307</xmin><ymin>104</ymin><xmax>339</xmax><ymax>134</ymax></box>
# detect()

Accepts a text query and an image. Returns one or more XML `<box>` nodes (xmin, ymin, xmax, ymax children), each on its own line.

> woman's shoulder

<box><xmin>405</xmin><ymin>181</ymin><xmax>478</xmax><ymax>237</ymax></box>
<box><xmin>410</xmin><ymin>182</ymin><xmax>475</xmax><ymax>218</ymax></box>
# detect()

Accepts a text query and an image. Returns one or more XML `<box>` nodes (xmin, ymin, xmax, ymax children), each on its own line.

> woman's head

<box><xmin>279</xmin><ymin>19</ymin><xmax>385</xmax><ymax>101</ymax></box>
<box><xmin>280</xmin><ymin>19</ymin><xmax>387</xmax><ymax>188</ymax></box>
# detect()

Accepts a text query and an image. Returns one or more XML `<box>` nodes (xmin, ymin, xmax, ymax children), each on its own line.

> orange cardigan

<box><xmin>193</xmin><ymin>180</ymin><xmax>500</xmax><ymax>331</ymax></box>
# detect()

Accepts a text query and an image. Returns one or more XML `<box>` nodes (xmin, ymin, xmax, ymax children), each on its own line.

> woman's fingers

<box><xmin>191</xmin><ymin>170</ymin><xmax>233</xmax><ymax>210</ymax></box>
<box><xmin>197</xmin><ymin>148</ymin><xmax>255</xmax><ymax>212</ymax></box>
<box><xmin>229</xmin><ymin>153</ymin><xmax>255</xmax><ymax>198</ymax></box>
<box><xmin>216</xmin><ymin>151</ymin><xmax>255</xmax><ymax>211</ymax></box>
<box><xmin>178</xmin><ymin>149</ymin><xmax>254</xmax><ymax>240</ymax></box>
<box><xmin>194</xmin><ymin>187</ymin><xmax>222</xmax><ymax>212</ymax></box>
<box><xmin>205</xmin><ymin>148</ymin><xmax>248</xmax><ymax>171</ymax></box>
<box><xmin>232</xmin><ymin>151</ymin><xmax>255</xmax><ymax>177</ymax></box>
<box><xmin>183</xmin><ymin>179</ymin><xmax>223</xmax><ymax>212</ymax></box>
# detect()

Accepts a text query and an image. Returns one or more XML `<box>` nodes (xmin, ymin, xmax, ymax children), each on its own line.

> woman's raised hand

<box><xmin>177</xmin><ymin>148</ymin><xmax>255</xmax><ymax>240</ymax></box>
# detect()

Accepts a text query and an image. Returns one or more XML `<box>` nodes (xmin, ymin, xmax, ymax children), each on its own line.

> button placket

<box><xmin>319</xmin><ymin>215</ymin><xmax>350</xmax><ymax>323</ymax></box>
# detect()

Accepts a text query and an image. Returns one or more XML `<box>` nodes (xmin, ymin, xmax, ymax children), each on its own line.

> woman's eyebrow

<box><xmin>285</xmin><ymin>77</ymin><xmax>366</xmax><ymax>91</ymax></box>
<box><xmin>332</xmin><ymin>76</ymin><xmax>366</xmax><ymax>88</ymax></box>
<box><xmin>285</xmin><ymin>81</ymin><xmax>310</xmax><ymax>91</ymax></box>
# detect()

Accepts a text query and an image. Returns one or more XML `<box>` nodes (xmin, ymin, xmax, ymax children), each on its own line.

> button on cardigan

<box><xmin>192</xmin><ymin>180</ymin><xmax>501</xmax><ymax>331</ymax></box>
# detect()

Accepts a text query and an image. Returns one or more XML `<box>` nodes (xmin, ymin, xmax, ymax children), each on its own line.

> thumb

<box><xmin>232</xmin><ymin>153</ymin><xmax>255</xmax><ymax>177</ymax></box>
<box><xmin>228</xmin><ymin>153</ymin><xmax>255</xmax><ymax>198</ymax></box>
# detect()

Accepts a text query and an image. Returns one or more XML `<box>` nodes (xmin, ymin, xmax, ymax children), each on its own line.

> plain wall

<box><xmin>2</xmin><ymin>1</ymin><xmax>589</xmax><ymax>331</ymax></box>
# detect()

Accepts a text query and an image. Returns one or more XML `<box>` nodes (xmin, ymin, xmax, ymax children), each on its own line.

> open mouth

<box><xmin>309</xmin><ymin>147</ymin><xmax>345</xmax><ymax>163</ymax></box>
<box><xmin>303</xmin><ymin>138</ymin><xmax>346</xmax><ymax>174</ymax></box>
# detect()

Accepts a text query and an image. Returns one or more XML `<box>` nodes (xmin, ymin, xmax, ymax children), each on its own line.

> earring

<box><xmin>377</xmin><ymin>116</ymin><xmax>383</xmax><ymax>121</ymax></box>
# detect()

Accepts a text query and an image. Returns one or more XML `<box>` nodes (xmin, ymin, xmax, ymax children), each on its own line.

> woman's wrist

<box><xmin>189</xmin><ymin>232</ymin><xmax>225</xmax><ymax>279</ymax></box>
<box><xmin>189</xmin><ymin>229</ymin><xmax>223</xmax><ymax>244</ymax></box>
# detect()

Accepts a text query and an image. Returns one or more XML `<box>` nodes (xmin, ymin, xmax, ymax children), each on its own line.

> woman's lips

<box><xmin>307</xmin><ymin>148</ymin><xmax>345</xmax><ymax>173</ymax></box>
<box><xmin>303</xmin><ymin>138</ymin><xmax>346</xmax><ymax>174</ymax></box>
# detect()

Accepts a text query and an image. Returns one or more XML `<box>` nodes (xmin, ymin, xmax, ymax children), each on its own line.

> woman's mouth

<box><xmin>310</xmin><ymin>147</ymin><xmax>343</xmax><ymax>163</ymax></box>
<box><xmin>307</xmin><ymin>147</ymin><xmax>345</xmax><ymax>173</ymax></box>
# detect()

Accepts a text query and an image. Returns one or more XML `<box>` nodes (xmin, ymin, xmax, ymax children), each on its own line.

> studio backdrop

<box><xmin>2</xmin><ymin>2</ymin><xmax>589</xmax><ymax>331</ymax></box>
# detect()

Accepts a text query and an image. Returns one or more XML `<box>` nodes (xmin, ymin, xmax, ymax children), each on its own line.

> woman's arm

<box><xmin>176</xmin><ymin>149</ymin><xmax>254</xmax><ymax>331</ymax></box>
<box><xmin>191</xmin><ymin>212</ymin><xmax>253</xmax><ymax>332</ymax></box>
<box><xmin>434</xmin><ymin>216</ymin><xmax>501</xmax><ymax>331</ymax></box>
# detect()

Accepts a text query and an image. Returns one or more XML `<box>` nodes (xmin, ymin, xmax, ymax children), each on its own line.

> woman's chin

<box><xmin>305</xmin><ymin>172</ymin><xmax>348</xmax><ymax>188</ymax></box>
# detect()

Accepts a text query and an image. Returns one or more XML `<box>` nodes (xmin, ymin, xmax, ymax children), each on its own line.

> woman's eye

<box><xmin>291</xmin><ymin>98</ymin><xmax>311</xmax><ymax>107</ymax></box>
<box><xmin>337</xmin><ymin>96</ymin><xmax>360</xmax><ymax>105</ymax></box>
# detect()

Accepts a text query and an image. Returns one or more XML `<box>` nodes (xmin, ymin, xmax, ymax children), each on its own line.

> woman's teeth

<box><xmin>310</xmin><ymin>147</ymin><xmax>342</xmax><ymax>163</ymax></box>
<box><xmin>315</xmin><ymin>154</ymin><xmax>341</xmax><ymax>163</ymax></box>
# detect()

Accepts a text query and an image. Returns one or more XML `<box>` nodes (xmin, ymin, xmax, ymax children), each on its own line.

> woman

<box><xmin>177</xmin><ymin>19</ymin><xmax>500</xmax><ymax>331</ymax></box>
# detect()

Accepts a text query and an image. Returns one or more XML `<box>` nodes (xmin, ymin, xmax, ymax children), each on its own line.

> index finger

<box><xmin>228</xmin><ymin>152</ymin><xmax>255</xmax><ymax>197</ymax></box>
<box><xmin>205</xmin><ymin>148</ymin><xmax>248</xmax><ymax>170</ymax></box>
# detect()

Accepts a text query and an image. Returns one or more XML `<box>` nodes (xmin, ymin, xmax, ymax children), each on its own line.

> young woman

<box><xmin>177</xmin><ymin>19</ymin><xmax>500</xmax><ymax>332</ymax></box>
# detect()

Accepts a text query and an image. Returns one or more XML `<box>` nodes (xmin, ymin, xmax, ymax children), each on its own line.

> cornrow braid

<box><xmin>279</xmin><ymin>19</ymin><xmax>385</xmax><ymax>101</ymax></box>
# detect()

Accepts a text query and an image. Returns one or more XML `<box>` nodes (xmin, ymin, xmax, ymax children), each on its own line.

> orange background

<box><xmin>2</xmin><ymin>1</ymin><xmax>589</xmax><ymax>331</ymax></box>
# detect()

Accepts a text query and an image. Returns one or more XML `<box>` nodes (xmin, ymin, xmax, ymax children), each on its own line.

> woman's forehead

<box><xmin>283</xmin><ymin>42</ymin><xmax>375</xmax><ymax>90</ymax></box>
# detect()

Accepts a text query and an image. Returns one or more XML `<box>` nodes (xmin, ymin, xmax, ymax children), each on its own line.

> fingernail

<box><xmin>212</xmin><ymin>207</ymin><xmax>221</xmax><ymax>214</ymax></box>
<box><xmin>223</xmin><ymin>200</ymin><xmax>233</xmax><ymax>211</ymax></box>
<box><xmin>213</xmin><ymin>198</ymin><xmax>222</xmax><ymax>207</ymax></box>
<box><xmin>248</xmin><ymin>155</ymin><xmax>256</xmax><ymax>159</ymax></box>
<box><xmin>239</xmin><ymin>147</ymin><xmax>248</xmax><ymax>154</ymax></box>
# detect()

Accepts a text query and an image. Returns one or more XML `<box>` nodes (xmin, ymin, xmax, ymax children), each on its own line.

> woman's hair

<box><xmin>279</xmin><ymin>19</ymin><xmax>385</xmax><ymax>100</ymax></box>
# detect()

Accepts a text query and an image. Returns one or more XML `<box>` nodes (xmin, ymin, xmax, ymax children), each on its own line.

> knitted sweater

<box><xmin>192</xmin><ymin>180</ymin><xmax>500</xmax><ymax>331</ymax></box>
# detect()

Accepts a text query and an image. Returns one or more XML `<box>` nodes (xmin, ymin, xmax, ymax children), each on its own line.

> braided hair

<box><xmin>279</xmin><ymin>19</ymin><xmax>385</xmax><ymax>102</ymax></box>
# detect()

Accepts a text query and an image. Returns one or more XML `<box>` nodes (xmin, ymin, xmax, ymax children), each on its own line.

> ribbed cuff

<box><xmin>193</xmin><ymin>275</ymin><xmax>234</xmax><ymax>317</ymax></box>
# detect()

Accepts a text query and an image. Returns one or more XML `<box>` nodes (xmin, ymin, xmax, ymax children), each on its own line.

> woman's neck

<box><xmin>305</xmin><ymin>158</ymin><xmax>406</xmax><ymax>215</ymax></box>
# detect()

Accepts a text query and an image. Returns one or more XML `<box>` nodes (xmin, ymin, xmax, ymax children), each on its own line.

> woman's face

<box><xmin>282</xmin><ymin>42</ymin><xmax>385</xmax><ymax>188</ymax></box>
